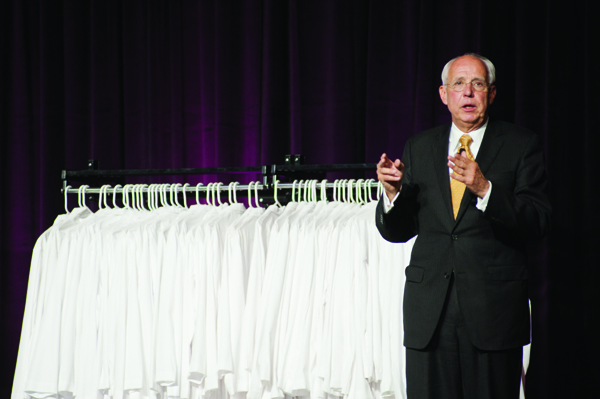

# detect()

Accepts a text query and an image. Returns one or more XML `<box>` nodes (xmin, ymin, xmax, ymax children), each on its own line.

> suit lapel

<box><xmin>453</xmin><ymin>120</ymin><xmax>506</xmax><ymax>226</ymax></box>
<box><xmin>432</xmin><ymin>124</ymin><xmax>456</xmax><ymax>225</ymax></box>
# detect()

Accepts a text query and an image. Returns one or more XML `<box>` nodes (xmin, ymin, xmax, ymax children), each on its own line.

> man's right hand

<box><xmin>376</xmin><ymin>153</ymin><xmax>404</xmax><ymax>202</ymax></box>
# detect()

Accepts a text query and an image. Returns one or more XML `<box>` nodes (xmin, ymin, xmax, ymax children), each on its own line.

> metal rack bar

<box><xmin>63</xmin><ymin>180</ymin><xmax>380</xmax><ymax>195</ymax></box>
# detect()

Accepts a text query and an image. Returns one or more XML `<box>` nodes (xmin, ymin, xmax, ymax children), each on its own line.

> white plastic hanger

<box><xmin>158</xmin><ymin>184</ymin><xmax>167</xmax><ymax>207</ymax></box>
<box><xmin>320</xmin><ymin>180</ymin><xmax>328</xmax><ymax>202</ymax></box>
<box><xmin>347</xmin><ymin>179</ymin><xmax>355</xmax><ymax>203</ymax></box>
<box><xmin>273</xmin><ymin>180</ymin><xmax>282</xmax><ymax>207</ymax></box>
<box><xmin>172</xmin><ymin>183</ymin><xmax>182</xmax><ymax>207</ymax></box>
<box><xmin>206</xmin><ymin>183</ymin><xmax>214</xmax><ymax>206</ymax></box>
<box><xmin>64</xmin><ymin>185</ymin><xmax>72</xmax><ymax>214</ymax></box>
<box><xmin>112</xmin><ymin>185</ymin><xmax>122</xmax><ymax>208</ymax></box>
<box><xmin>303</xmin><ymin>180</ymin><xmax>310</xmax><ymax>202</ymax></box>
<box><xmin>131</xmin><ymin>185</ymin><xmax>138</xmax><ymax>210</ymax></box>
<box><xmin>247</xmin><ymin>182</ymin><xmax>255</xmax><ymax>208</ymax></box>
<box><xmin>140</xmin><ymin>185</ymin><xmax>149</xmax><ymax>211</ymax></box>
<box><xmin>78</xmin><ymin>185</ymin><xmax>90</xmax><ymax>209</ymax></box>
<box><xmin>121</xmin><ymin>185</ymin><xmax>130</xmax><ymax>209</ymax></box>
<box><xmin>151</xmin><ymin>185</ymin><xmax>158</xmax><ymax>208</ymax></box>
<box><xmin>103</xmin><ymin>185</ymin><xmax>112</xmax><ymax>209</ymax></box>
<box><xmin>355</xmin><ymin>179</ymin><xmax>364</xmax><ymax>205</ymax></box>
<box><xmin>98</xmin><ymin>185</ymin><xmax>111</xmax><ymax>209</ymax></box>
<box><xmin>340</xmin><ymin>180</ymin><xmax>347</xmax><ymax>203</ymax></box>
<box><xmin>253</xmin><ymin>182</ymin><xmax>260</xmax><ymax>207</ymax></box>
<box><xmin>98</xmin><ymin>186</ymin><xmax>104</xmax><ymax>210</ymax></box>
<box><xmin>291</xmin><ymin>180</ymin><xmax>298</xmax><ymax>202</ymax></box>
<box><xmin>195</xmin><ymin>183</ymin><xmax>204</xmax><ymax>206</ymax></box>
<box><xmin>332</xmin><ymin>180</ymin><xmax>338</xmax><ymax>202</ymax></box>
<box><xmin>228</xmin><ymin>182</ymin><xmax>234</xmax><ymax>204</ymax></box>
<box><xmin>298</xmin><ymin>180</ymin><xmax>304</xmax><ymax>202</ymax></box>
<box><xmin>215</xmin><ymin>183</ymin><xmax>224</xmax><ymax>206</ymax></box>
<box><xmin>182</xmin><ymin>183</ymin><xmax>190</xmax><ymax>208</ymax></box>
<box><xmin>311</xmin><ymin>180</ymin><xmax>317</xmax><ymax>202</ymax></box>
<box><xmin>146</xmin><ymin>184</ymin><xmax>154</xmax><ymax>211</ymax></box>
<box><xmin>363</xmin><ymin>179</ymin><xmax>373</xmax><ymax>202</ymax></box>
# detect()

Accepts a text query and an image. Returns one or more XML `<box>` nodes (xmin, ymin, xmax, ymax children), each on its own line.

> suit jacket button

<box><xmin>444</xmin><ymin>273</ymin><xmax>449</xmax><ymax>279</ymax></box>
<box><xmin>452</xmin><ymin>235</ymin><xmax>458</xmax><ymax>240</ymax></box>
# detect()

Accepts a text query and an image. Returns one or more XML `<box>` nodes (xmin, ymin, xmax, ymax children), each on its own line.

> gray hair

<box><xmin>441</xmin><ymin>53</ymin><xmax>496</xmax><ymax>85</ymax></box>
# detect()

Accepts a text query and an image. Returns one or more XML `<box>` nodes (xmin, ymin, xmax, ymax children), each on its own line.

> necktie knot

<box><xmin>457</xmin><ymin>134</ymin><xmax>475</xmax><ymax>161</ymax></box>
<box><xmin>459</xmin><ymin>134</ymin><xmax>472</xmax><ymax>147</ymax></box>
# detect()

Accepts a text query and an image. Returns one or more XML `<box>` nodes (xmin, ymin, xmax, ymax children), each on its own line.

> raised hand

<box><xmin>448</xmin><ymin>153</ymin><xmax>490</xmax><ymax>198</ymax></box>
<box><xmin>377</xmin><ymin>153</ymin><xmax>404</xmax><ymax>202</ymax></box>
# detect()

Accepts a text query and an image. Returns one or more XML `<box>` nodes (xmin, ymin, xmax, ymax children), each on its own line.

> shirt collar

<box><xmin>449</xmin><ymin>119</ymin><xmax>489</xmax><ymax>153</ymax></box>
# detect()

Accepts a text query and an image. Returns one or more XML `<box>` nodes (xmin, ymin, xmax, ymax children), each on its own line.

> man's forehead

<box><xmin>449</xmin><ymin>57</ymin><xmax>488</xmax><ymax>78</ymax></box>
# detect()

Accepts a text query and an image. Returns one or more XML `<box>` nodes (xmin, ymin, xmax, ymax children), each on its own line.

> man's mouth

<box><xmin>462</xmin><ymin>105</ymin><xmax>476</xmax><ymax>110</ymax></box>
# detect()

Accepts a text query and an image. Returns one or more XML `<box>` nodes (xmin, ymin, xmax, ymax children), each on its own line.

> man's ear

<box><xmin>488</xmin><ymin>85</ymin><xmax>497</xmax><ymax>105</ymax></box>
<box><xmin>439</xmin><ymin>85</ymin><xmax>448</xmax><ymax>105</ymax></box>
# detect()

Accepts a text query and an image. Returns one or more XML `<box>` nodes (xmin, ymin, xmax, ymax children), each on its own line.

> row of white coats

<box><xmin>11</xmin><ymin>197</ymin><xmax>520</xmax><ymax>399</ymax></box>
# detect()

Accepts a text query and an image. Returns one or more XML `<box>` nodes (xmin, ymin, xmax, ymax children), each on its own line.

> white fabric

<box><xmin>13</xmin><ymin>192</ymin><xmax>529</xmax><ymax>399</ymax></box>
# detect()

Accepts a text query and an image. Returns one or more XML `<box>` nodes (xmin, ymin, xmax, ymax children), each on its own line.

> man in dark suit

<box><xmin>376</xmin><ymin>54</ymin><xmax>551</xmax><ymax>398</ymax></box>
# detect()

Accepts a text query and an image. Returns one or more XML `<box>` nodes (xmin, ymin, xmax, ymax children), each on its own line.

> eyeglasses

<box><xmin>446</xmin><ymin>79</ymin><xmax>490</xmax><ymax>92</ymax></box>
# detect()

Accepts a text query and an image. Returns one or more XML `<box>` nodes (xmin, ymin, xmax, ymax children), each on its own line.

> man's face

<box><xmin>439</xmin><ymin>56</ymin><xmax>497</xmax><ymax>133</ymax></box>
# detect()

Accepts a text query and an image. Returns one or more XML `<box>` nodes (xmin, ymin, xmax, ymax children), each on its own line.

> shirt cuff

<box><xmin>382</xmin><ymin>188</ymin><xmax>401</xmax><ymax>213</ymax></box>
<box><xmin>476</xmin><ymin>181</ymin><xmax>492</xmax><ymax>211</ymax></box>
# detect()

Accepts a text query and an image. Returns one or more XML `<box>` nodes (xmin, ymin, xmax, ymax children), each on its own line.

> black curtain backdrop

<box><xmin>1</xmin><ymin>1</ymin><xmax>597</xmax><ymax>398</ymax></box>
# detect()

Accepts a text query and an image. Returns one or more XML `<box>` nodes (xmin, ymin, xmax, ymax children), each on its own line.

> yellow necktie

<box><xmin>450</xmin><ymin>134</ymin><xmax>475</xmax><ymax>219</ymax></box>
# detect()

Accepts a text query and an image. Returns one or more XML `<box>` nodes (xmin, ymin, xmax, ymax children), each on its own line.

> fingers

<box><xmin>377</xmin><ymin>153</ymin><xmax>403</xmax><ymax>199</ymax></box>
<box><xmin>447</xmin><ymin>155</ymin><xmax>490</xmax><ymax>198</ymax></box>
<box><xmin>448</xmin><ymin>153</ymin><xmax>469</xmax><ymax>177</ymax></box>
<box><xmin>378</xmin><ymin>154</ymin><xmax>403</xmax><ymax>181</ymax></box>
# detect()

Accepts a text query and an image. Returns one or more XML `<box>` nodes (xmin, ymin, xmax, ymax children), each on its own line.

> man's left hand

<box><xmin>448</xmin><ymin>153</ymin><xmax>490</xmax><ymax>198</ymax></box>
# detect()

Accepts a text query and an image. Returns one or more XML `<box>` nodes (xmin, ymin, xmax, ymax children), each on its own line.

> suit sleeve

<box><xmin>375</xmin><ymin>139</ymin><xmax>419</xmax><ymax>243</ymax></box>
<box><xmin>483</xmin><ymin>133</ymin><xmax>551</xmax><ymax>239</ymax></box>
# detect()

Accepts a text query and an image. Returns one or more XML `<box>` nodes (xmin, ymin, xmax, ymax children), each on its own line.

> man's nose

<box><xmin>463</xmin><ymin>82</ymin><xmax>474</xmax><ymax>96</ymax></box>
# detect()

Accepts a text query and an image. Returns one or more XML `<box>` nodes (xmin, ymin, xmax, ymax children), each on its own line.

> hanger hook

<box><xmin>146</xmin><ymin>184</ymin><xmax>154</xmax><ymax>211</ymax></box>
<box><xmin>132</xmin><ymin>185</ymin><xmax>138</xmax><ymax>211</ymax></box>
<box><xmin>112</xmin><ymin>185</ymin><xmax>122</xmax><ymax>208</ymax></box>
<box><xmin>81</xmin><ymin>185</ymin><xmax>90</xmax><ymax>209</ymax></box>
<box><xmin>303</xmin><ymin>180</ymin><xmax>310</xmax><ymax>202</ymax></box>
<box><xmin>121</xmin><ymin>185</ymin><xmax>129</xmax><ymax>209</ymax></box>
<box><xmin>195</xmin><ymin>183</ymin><xmax>204</xmax><ymax>205</ymax></box>
<box><xmin>355</xmin><ymin>179</ymin><xmax>364</xmax><ymax>205</ymax></box>
<box><xmin>247</xmin><ymin>182</ymin><xmax>254</xmax><ymax>208</ymax></box>
<box><xmin>320</xmin><ymin>180</ymin><xmax>328</xmax><ymax>202</ymax></box>
<box><xmin>274</xmin><ymin>180</ymin><xmax>282</xmax><ymax>207</ymax></box>
<box><xmin>233</xmin><ymin>182</ymin><xmax>239</xmax><ymax>204</ymax></box>
<box><xmin>140</xmin><ymin>185</ymin><xmax>148</xmax><ymax>211</ymax></box>
<box><xmin>77</xmin><ymin>185</ymin><xmax>83</xmax><ymax>208</ymax></box>
<box><xmin>104</xmin><ymin>185</ymin><xmax>112</xmax><ymax>209</ymax></box>
<box><xmin>130</xmin><ymin>185</ymin><xmax>136</xmax><ymax>210</ymax></box>
<box><xmin>64</xmin><ymin>185</ymin><xmax>72</xmax><ymax>213</ymax></box>
<box><xmin>254</xmin><ymin>181</ymin><xmax>260</xmax><ymax>208</ymax></box>
<box><xmin>98</xmin><ymin>186</ymin><xmax>104</xmax><ymax>210</ymax></box>
<box><xmin>173</xmin><ymin>183</ymin><xmax>182</xmax><ymax>207</ymax></box>
<box><xmin>182</xmin><ymin>183</ymin><xmax>190</xmax><ymax>208</ymax></box>
<box><xmin>205</xmin><ymin>183</ymin><xmax>212</xmax><ymax>206</ymax></box>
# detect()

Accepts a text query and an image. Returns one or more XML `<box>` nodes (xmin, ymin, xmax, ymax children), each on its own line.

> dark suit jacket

<box><xmin>376</xmin><ymin>120</ymin><xmax>551</xmax><ymax>351</ymax></box>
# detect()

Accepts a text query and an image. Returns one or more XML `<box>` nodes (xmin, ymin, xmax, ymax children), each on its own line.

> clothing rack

<box><xmin>62</xmin><ymin>157</ymin><xmax>380</xmax><ymax>205</ymax></box>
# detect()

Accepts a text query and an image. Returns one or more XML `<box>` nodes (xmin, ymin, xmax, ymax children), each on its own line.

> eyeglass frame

<box><xmin>445</xmin><ymin>79</ymin><xmax>492</xmax><ymax>92</ymax></box>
